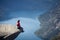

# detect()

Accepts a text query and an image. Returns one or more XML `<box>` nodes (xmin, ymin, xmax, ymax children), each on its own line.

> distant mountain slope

<box><xmin>35</xmin><ymin>0</ymin><xmax>60</xmax><ymax>40</ymax></box>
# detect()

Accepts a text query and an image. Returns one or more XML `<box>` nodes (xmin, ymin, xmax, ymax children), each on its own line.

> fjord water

<box><xmin>0</xmin><ymin>17</ymin><xmax>41</xmax><ymax>40</ymax></box>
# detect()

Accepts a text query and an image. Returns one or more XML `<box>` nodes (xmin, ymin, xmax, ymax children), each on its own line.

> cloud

<box><xmin>0</xmin><ymin>0</ymin><xmax>59</xmax><ymax>21</ymax></box>
<box><xmin>0</xmin><ymin>8</ymin><xmax>12</xmax><ymax>21</ymax></box>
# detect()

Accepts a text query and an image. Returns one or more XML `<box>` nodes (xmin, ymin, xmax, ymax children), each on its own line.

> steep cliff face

<box><xmin>35</xmin><ymin>0</ymin><xmax>60</xmax><ymax>40</ymax></box>
<box><xmin>0</xmin><ymin>24</ymin><xmax>20</xmax><ymax>40</ymax></box>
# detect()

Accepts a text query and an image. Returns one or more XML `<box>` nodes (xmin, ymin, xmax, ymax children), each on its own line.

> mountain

<box><xmin>35</xmin><ymin>0</ymin><xmax>60</xmax><ymax>40</ymax></box>
<box><xmin>0</xmin><ymin>24</ymin><xmax>20</xmax><ymax>40</ymax></box>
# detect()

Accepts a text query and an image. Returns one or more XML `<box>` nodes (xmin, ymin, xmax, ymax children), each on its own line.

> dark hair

<box><xmin>18</xmin><ymin>20</ymin><xmax>20</xmax><ymax>22</ymax></box>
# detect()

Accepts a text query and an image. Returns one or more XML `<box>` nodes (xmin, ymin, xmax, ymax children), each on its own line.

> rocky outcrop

<box><xmin>0</xmin><ymin>24</ymin><xmax>20</xmax><ymax>40</ymax></box>
<box><xmin>35</xmin><ymin>0</ymin><xmax>60</xmax><ymax>40</ymax></box>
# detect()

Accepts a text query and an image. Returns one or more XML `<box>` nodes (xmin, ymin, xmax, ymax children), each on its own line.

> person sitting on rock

<box><xmin>17</xmin><ymin>20</ymin><xmax>24</xmax><ymax>32</ymax></box>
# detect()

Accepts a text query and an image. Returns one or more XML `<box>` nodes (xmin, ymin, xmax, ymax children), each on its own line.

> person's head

<box><xmin>17</xmin><ymin>20</ymin><xmax>20</xmax><ymax>22</ymax></box>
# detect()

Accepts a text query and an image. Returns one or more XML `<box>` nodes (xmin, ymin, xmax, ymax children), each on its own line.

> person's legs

<box><xmin>17</xmin><ymin>26</ymin><xmax>24</xmax><ymax>32</ymax></box>
<box><xmin>20</xmin><ymin>27</ymin><xmax>24</xmax><ymax>32</ymax></box>
<box><xmin>17</xmin><ymin>26</ymin><xmax>19</xmax><ymax>29</ymax></box>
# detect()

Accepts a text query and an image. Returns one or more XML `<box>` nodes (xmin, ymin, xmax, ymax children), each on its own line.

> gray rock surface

<box><xmin>35</xmin><ymin>0</ymin><xmax>60</xmax><ymax>40</ymax></box>
<box><xmin>0</xmin><ymin>24</ymin><xmax>20</xmax><ymax>40</ymax></box>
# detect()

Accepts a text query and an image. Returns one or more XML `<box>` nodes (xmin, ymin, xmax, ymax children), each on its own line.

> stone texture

<box><xmin>0</xmin><ymin>24</ymin><xmax>20</xmax><ymax>40</ymax></box>
<box><xmin>35</xmin><ymin>0</ymin><xmax>60</xmax><ymax>40</ymax></box>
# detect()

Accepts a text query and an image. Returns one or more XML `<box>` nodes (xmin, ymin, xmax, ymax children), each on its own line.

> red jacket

<box><xmin>17</xmin><ymin>22</ymin><xmax>21</xmax><ymax>27</ymax></box>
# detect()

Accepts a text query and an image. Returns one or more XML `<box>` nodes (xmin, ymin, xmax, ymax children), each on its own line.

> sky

<box><xmin>0</xmin><ymin>0</ymin><xmax>59</xmax><ymax>21</ymax></box>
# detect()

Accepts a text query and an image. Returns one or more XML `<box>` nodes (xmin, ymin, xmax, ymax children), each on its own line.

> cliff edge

<box><xmin>0</xmin><ymin>24</ymin><xmax>20</xmax><ymax>40</ymax></box>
